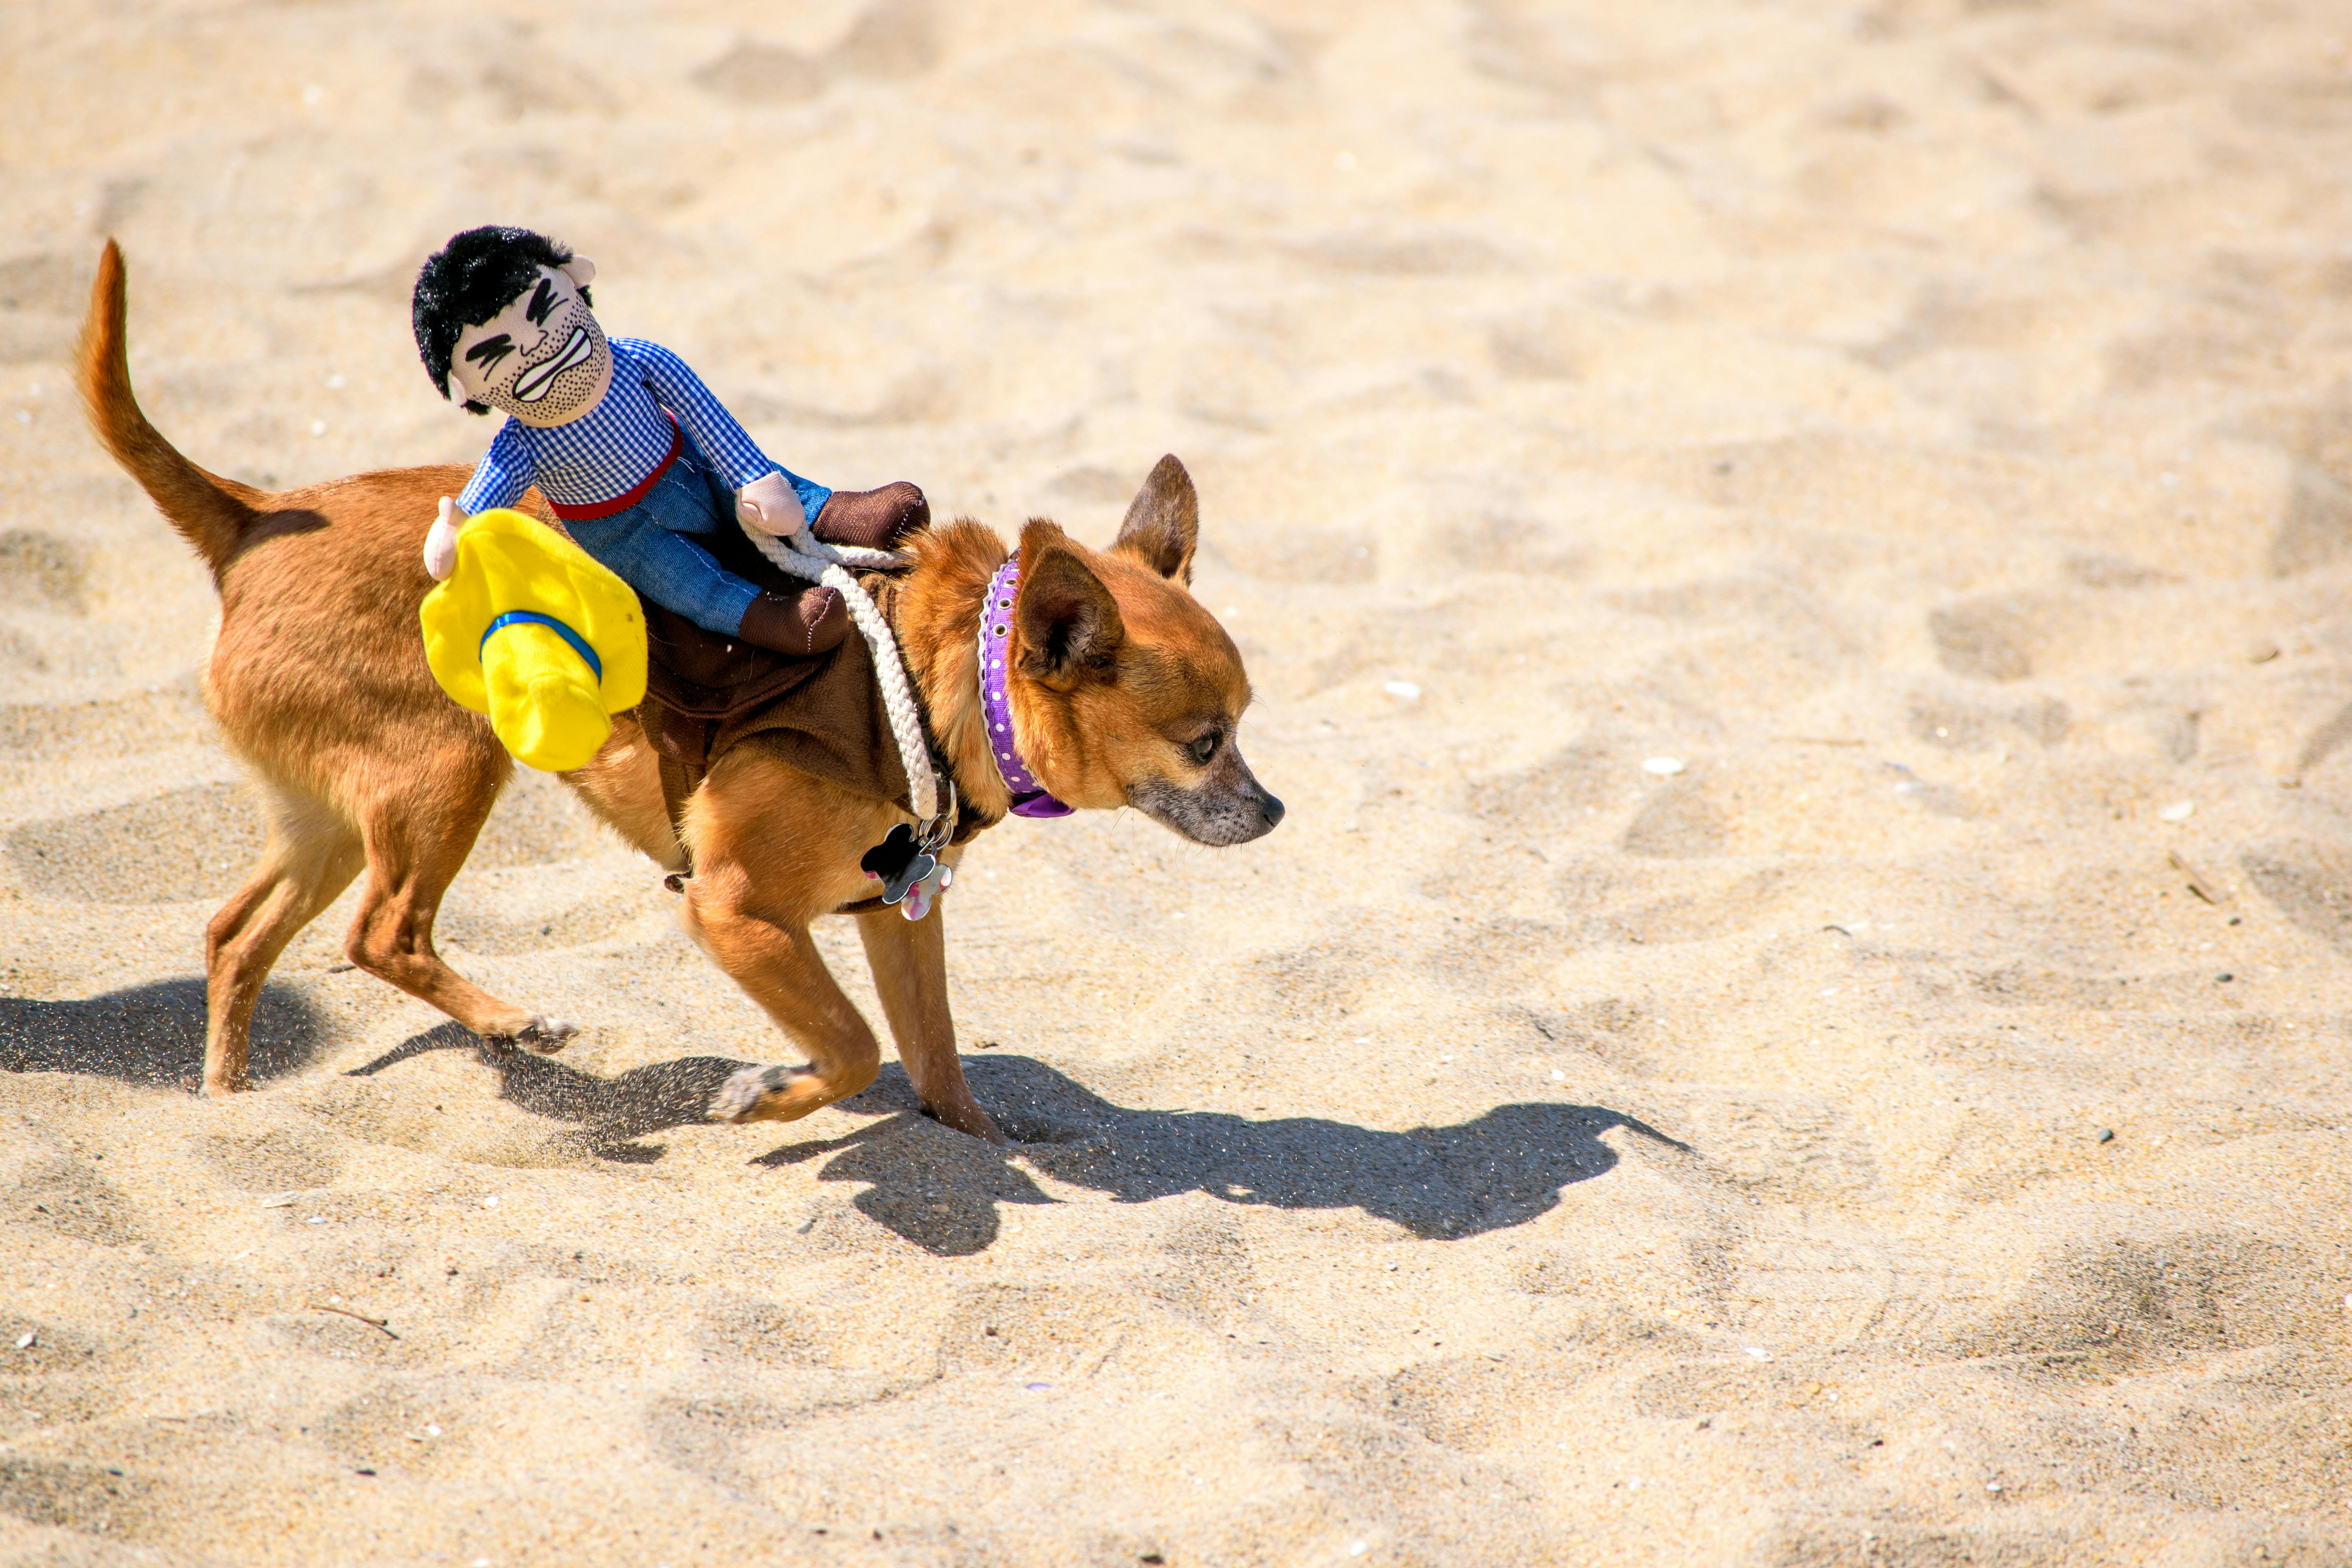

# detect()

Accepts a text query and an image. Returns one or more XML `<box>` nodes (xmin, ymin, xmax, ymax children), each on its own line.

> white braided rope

<box><xmin>734</xmin><ymin>518</ymin><xmax>942</xmax><ymax>827</ymax></box>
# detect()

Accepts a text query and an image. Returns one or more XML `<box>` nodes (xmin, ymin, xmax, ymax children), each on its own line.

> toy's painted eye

<box><xmin>464</xmin><ymin>334</ymin><xmax>515</xmax><ymax>370</ymax></box>
<box><xmin>526</xmin><ymin>277</ymin><xmax>561</xmax><ymax>326</ymax></box>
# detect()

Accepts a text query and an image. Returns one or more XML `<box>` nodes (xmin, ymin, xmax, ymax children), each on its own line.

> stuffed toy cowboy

<box><xmin>411</xmin><ymin>225</ymin><xmax>924</xmax><ymax>657</ymax></box>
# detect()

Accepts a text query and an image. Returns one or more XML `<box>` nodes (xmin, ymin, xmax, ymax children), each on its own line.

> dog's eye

<box><xmin>1187</xmin><ymin>730</ymin><xmax>1221</xmax><ymax>766</ymax></box>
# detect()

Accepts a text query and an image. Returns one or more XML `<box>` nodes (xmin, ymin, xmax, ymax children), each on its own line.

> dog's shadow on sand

<box><xmin>812</xmin><ymin>1059</ymin><xmax>1691</xmax><ymax>1256</ymax></box>
<box><xmin>354</xmin><ymin>1031</ymin><xmax>1690</xmax><ymax>1255</ymax></box>
<box><xmin>350</xmin><ymin>1022</ymin><xmax>748</xmax><ymax>1164</ymax></box>
<box><xmin>0</xmin><ymin>978</ymin><xmax>328</xmax><ymax>1090</ymax></box>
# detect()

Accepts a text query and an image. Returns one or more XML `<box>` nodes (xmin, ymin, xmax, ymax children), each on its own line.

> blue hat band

<box><xmin>481</xmin><ymin>610</ymin><xmax>603</xmax><ymax>684</ymax></box>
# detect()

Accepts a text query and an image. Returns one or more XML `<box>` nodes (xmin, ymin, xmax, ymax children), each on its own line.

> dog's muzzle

<box><xmin>1129</xmin><ymin>760</ymin><xmax>1284</xmax><ymax>847</ymax></box>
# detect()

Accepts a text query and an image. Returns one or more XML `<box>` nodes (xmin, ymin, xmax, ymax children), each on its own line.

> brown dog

<box><xmin>75</xmin><ymin>241</ymin><xmax>1281</xmax><ymax>1143</ymax></box>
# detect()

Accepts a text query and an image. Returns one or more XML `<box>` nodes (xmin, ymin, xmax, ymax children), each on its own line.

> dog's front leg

<box><xmin>677</xmin><ymin>751</ymin><xmax>885</xmax><ymax>1126</ymax></box>
<box><xmin>855</xmin><ymin>902</ymin><xmax>1006</xmax><ymax>1145</ymax></box>
<box><xmin>691</xmin><ymin>874</ymin><xmax>881</xmax><ymax>1124</ymax></box>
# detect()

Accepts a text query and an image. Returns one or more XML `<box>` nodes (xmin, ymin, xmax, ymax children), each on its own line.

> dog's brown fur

<box><xmin>76</xmin><ymin>240</ymin><xmax>1281</xmax><ymax>1142</ymax></box>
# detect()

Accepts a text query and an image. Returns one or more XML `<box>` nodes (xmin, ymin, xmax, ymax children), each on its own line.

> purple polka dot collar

<box><xmin>978</xmin><ymin>552</ymin><xmax>1074</xmax><ymax>819</ymax></box>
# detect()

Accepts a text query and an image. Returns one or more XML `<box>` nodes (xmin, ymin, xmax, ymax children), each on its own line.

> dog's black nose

<box><xmin>1257</xmin><ymin>790</ymin><xmax>1285</xmax><ymax>829</ymax></box>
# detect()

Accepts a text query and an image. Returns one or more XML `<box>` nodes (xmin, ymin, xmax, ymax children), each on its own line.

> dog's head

<box><xmin>1013</xmin><ymin>457</ymin><xmax>1283</xmax><ymax>847</ymax></box>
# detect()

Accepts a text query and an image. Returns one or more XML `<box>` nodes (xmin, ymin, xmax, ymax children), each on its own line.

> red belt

<box><xmin>546</xmin><ymin>419</ymin><xmax>685</xmax><ymax>522</ymax></box>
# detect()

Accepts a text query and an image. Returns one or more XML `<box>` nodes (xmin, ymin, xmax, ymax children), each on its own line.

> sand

<box><xmin>3</xmin><ymin>0</ymin><xmax>2351</xmax><ymax>1562</ymax></box>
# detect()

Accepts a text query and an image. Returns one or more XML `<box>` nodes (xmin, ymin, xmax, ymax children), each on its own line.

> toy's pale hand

<box><xmin>736</xmin><ymin>472</ymin><xmax>808</xmax><ymax>539</ymax></box>
<box><xmin>424</xmin><ymin>497</ymin><xmax>462</xmax><ymax>581</ymax></box>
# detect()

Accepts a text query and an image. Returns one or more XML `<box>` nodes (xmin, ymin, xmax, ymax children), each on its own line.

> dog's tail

<box><xmin>77</xmin><ymin>239</ymin><xmax>269</xmax><ymax>580</ymax></box>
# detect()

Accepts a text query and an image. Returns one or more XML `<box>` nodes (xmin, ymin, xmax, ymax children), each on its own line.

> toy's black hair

<box><xmin>412</xmin><ymin>226</ymin><xmax>592</xmax><ymax>414</ymax></box>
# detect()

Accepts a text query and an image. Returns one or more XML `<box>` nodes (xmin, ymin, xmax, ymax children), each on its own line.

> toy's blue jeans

<box><xmin>561</xmin><ymin>440</ymin><xmax>831</xmax><ymax>637</ymax></box>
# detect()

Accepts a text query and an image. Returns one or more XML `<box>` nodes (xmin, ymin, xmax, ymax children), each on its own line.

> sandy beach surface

<box><xmin>5</xmin><ymin>0</ymin><xmax>2352</xmax><ymax>1563</ymax></box>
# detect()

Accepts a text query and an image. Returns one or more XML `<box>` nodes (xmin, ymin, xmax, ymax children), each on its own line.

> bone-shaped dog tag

<box><xmin>889</xmin><ymin>852</ymin><xmax>936</xmax><ymax>905</ymax></box>
<box><xmin>900</xmin><ymin>861</ymin><xmax>953</xmax><ymax>922</ymax></box>
<box><xmin>860</xmin><ymin>825</ymin><xmax>935</xmax><ymax>906</ymax></box>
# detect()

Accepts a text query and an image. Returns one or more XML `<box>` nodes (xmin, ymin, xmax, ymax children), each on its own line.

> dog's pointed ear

<box><xmin>1017</xmin><ymin>525</ymin><xmax>1125</xmax><ymax>690</ymax></box>
<box><xmin>1112</xmin><ymin>454</ymin><xmax>1198</xmax><ymax>584</ymax></box>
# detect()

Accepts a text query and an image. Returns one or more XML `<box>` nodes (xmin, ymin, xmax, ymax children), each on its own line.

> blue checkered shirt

<box><xmin>455</xmin><ymin>338</ymin><xmax>772</xmax><ymax>515</ymax></box>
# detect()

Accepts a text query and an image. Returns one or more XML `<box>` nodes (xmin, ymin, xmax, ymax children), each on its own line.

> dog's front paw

<box><xmin>514</xmin><ymin>1016</ymin><xmax>577</xmax><ymax>1054</ymax></box>
<box><xmin>924</xmin><ymin>1096</ymin><xmax>1010</xmax><ymax>1146</ymax></box>
<box><xmin>481</xmin><ymin>1014</ymin><xmax>576</xmax><ymax>1056</ymax></box>
<box><xmin>709</xmin><ymin>1063</ymin><xmax>806</xmax><ymax>1123</ymax></box>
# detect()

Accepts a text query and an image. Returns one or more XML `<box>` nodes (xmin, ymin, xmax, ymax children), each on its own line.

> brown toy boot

<box><xmin>737</xmin><ymin>584</ymin><xmax>850</xmax><ymax>657</ymax></box>
<box><xmin>811</xmin><ymin>481</ymin><xmax>929</xmax><ymax>550</ymax></box>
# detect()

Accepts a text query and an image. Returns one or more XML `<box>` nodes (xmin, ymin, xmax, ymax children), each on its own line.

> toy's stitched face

<box><xmin>450</xmin><ymin>267</ymin><xmax>612</xmax><ymax>426</ymax></box>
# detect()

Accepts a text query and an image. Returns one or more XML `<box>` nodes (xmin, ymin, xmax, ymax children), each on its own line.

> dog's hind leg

<box><xmin>202</xmin><ymin>782</ymin><xmax>364</xmax><ymax>1094</ymax></box>
<box><xmin>854</xmin><ymin>904</ymin><xmax>1005</xmax><ymax>1144</ymax></box>
<box><xmin>342</xmin><ymin>751</ymin><xmax>575</xmax><ymax>1052</ymax></box>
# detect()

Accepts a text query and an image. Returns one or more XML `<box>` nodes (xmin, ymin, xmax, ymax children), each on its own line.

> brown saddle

<box><xmin>632</xmin><ymin>519</ymin><xmax>988</xmax><ymax>865</ymax></box>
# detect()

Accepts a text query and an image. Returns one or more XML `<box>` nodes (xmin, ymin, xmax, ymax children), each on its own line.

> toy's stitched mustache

<box><xmin>513</xmin><ymin>324</ymin><xmax>593</xmax><ymax>403</ymax></box>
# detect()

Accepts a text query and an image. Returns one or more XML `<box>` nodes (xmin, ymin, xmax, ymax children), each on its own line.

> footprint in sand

<box><xmin>0</xmin><ymin>251</ymin><xmax>87</xmax><ymax>362</ymax></box>
<box><xmin>692</xmin><ymin>0</ymin><xmax>942</xmax><ymax>104</ymax></box>
<box><xmin>2240</xmin><ymin>845</ymin><xmax>2352</xmax><ymax>953</ymax></box>
<box><xmin>1623</xmin><ymin>779</ymin><xmax>1726</xmax><ymax>858</ymax></box>
<box><xmin>6</xmin><ymin>782</ymin><xmax>264</xmax><ymax>904</ymax></box>
<box><xmin>2267</xmin><ymin>463</ymin><xmax>2352</xmax><ymax>576</ymax></box>
<box><xmin>1928</xmin><ymin>595</ymin><xmax>2041</xmax><ymax>682</ymax></box>
<box><xmin>0</xmin><ymin>531</ymin><xmax>89</xmax><ymax>613</ymax></box>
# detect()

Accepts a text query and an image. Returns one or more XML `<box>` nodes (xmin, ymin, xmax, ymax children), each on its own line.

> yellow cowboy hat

<box><xmin>420</xmin><ymin>507</ymin><xmax>646</xmax><ymax>773</ymax></box>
